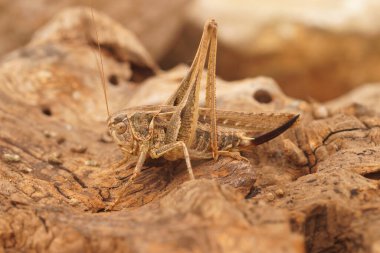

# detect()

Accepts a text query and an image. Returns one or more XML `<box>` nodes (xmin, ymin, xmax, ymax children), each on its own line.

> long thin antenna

<box><xmin>90</xmin><ymin>5</ymin><xmax>110</xmax><ymax>117</ymax></box>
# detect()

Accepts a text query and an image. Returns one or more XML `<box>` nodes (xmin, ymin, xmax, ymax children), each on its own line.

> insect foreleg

<box><xmin>130</xmin><ymin>146</ymin><xmax>149</xmax><ymax>180</ymax></box>
<box><xmin>108</xmin><ymin>145</ymin><xmax>149</xmax><ymax>210</ymax></box>
<box><xmin>150</xmin><ymin>141</ymin><xmax>195</xmax><ymax>180</ymax></box>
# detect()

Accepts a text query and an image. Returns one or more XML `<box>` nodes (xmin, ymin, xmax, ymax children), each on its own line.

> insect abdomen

<box><xmin>217</xmin><ymin>131</ymin><xmax>242</xmax><ymax>150</ymax></box>
<box><xmin>191</xmin><ymin>127</ymin><xmax>247</xmax><ymax>153</ymax></box>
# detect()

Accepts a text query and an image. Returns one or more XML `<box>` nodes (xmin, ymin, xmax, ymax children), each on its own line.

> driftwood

<box><xmin>0</xmin><ymin>8</ymin><xmax>380</xmax><ymax>253</ymax></box>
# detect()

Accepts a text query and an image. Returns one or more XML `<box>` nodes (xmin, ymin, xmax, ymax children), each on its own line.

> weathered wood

<box><xmin>1</xmin><ymin>8</ymin><xmax>380</xmax><ymax>253</ymax></box>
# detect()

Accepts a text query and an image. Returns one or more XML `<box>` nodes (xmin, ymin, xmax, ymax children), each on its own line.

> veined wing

<box><xmin>199</xmin><ymin>108</ymin><xmax>299</xmax><ymax>133</ymax></box>
<box><xmin>109</xmin><ymin>103</ymin><xmax>299</xmax><ymax>140</ymax></box>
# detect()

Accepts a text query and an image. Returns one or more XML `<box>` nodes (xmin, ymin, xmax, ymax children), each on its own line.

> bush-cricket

<box><xmin>91</xmin><ymin>15</ymin><xmax>299</xmax><ymax>209</ymax></box>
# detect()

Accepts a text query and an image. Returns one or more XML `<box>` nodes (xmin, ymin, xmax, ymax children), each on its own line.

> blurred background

<box><xmin>1</xmin><ymin>0</ymin><xmax>380</xmax><ymax>101</ymax></box>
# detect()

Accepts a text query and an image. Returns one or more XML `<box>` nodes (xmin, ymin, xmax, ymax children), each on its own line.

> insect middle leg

<box><xmin>150</xmin><ymin>141</ymin><xmax>195</xmax><ymax>180</ymax></box>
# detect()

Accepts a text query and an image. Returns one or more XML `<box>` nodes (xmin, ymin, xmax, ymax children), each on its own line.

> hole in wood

<box><xmin>129</xmin><ymin>63</ymin><xmax>155</xmax><ymax>83</ymax></box>
<box><xmin>253</xmin><ymin>89</ymin><xmax>272</xmax><ymax>104</ymax></box>
<box><xmin>108</xmin><ymin>74</ymin><xmax>119</xmax><ymax>86</ymax></box>
<box><xmin>41</xmin><ymin>107</ymin><xmax>52</xmax><ymax>116</ymax></box>
<box><xmin>245</xmin><ymin>186</ymin><xmax>261</xmax><ymax>199</ymax></box>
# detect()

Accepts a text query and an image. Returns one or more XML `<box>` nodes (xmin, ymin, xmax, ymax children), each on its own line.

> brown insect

<box><xmin>92</xmin><ymin>17</ymin><xmax>299</xmax><ymax>209</ymax></box>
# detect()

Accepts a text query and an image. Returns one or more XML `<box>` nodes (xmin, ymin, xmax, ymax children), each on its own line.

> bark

<box><xmin>0</xmin><ymin>8</ymin><xmax>380</xmax><ymax>253</ymax></box>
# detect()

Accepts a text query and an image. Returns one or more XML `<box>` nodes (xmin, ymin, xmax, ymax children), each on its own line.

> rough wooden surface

<box><xmin>1</xmin><ymin>8</ymin><xmax>380</xmax><ymax>253</ymax></box>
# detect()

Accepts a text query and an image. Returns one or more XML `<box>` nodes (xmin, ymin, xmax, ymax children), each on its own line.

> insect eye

<box><xmin>115</xmin><ymin>122</ymin><xmax>127</xmax><ymax>134</ymax></box>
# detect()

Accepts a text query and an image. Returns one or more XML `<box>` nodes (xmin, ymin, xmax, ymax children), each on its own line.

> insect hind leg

<box><xmin>217</xmin><ymin>151</ymin><xmax>250</xmax><ymax>163</ymax></box>
<box><xmin>205</xmin><ymin>20</ymin><xmax>219</xmax><ymax>160</ymax></box>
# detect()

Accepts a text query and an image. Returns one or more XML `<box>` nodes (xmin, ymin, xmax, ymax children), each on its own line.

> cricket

<box><xmin>93</xmin><ymin>18</ymin><xmax>300</xmax><ymax>209</ymax></box>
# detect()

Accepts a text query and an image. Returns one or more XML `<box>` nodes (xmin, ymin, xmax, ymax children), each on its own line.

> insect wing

<box><xmin>199</xmin><ymin>108</ymin><xmax>298</xmax><ymax>133</ymax></box>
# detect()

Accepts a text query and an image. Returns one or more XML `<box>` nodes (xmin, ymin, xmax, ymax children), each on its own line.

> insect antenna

<box><xmin>89</xmin><ymin>4</ymin><xmax>110</xmax><ymax>117</ymax></box>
